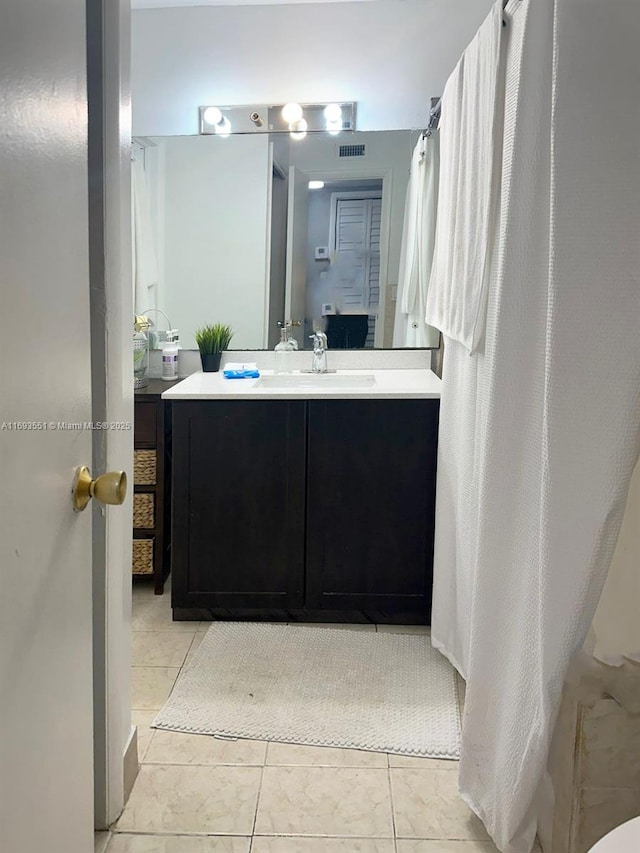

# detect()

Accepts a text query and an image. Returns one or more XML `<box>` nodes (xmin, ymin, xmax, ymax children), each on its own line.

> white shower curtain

<box><xmin>429</xmin><ymin>1</ymin><xmax>640</xmax><ymax>852</ymax></box>
<box><xmin>392</xmin><ymin>133</ymin><xmax>440</xmax><ymax>348</ymax></box>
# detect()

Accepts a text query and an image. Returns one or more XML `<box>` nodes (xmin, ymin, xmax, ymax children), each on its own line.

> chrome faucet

<box><xmin>310</xmin><ymin>331</ymin><xmax>329</xmax><ymax>373</ymax></box>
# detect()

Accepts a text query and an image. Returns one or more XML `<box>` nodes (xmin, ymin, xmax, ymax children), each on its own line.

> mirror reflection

<box><xmin>132</xmin><ymin>130</ymin><xmax>439</xmax><ymax>350</ymax></box>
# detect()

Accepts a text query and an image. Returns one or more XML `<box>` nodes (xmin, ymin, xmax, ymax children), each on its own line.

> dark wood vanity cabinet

<box><xmin>305</xmin><ymin>400</ymin><xmax>439</xmax><ymax>618</ymax></box>
<box><xmin>171</xmin><ymin>398</ymin><xmax>439</xmax><ymax>624</ymax></box>
<box><xmin>171</xmin><ymin>401</ymin><xmax>307</xmax><ymax>611</ymax></box>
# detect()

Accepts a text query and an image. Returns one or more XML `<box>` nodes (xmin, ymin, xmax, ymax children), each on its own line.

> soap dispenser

<box><xmin>162</xmin><ymin>329</ymin><xmax>180</xmax><ymax>381</ymax></box>
<box><xmin>286</xmin><ymin>320</ymin><xmax>300</xmax><ymax>350</ymax></box>
<box><xmin>274</xmin><ymin>323</ymin><xmax>296</xmax><ymax>373</ymax></box>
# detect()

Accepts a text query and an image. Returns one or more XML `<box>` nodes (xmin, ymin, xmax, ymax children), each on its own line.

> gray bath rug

<box><xmin>153</xmin><ymin>622</ymin><xmax>461</xmax><ymax>758</ymax></box>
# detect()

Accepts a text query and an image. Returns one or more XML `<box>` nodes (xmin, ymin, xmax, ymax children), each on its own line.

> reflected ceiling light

<box><xmin>325</xmin><ymin>119</ymin><xmax>342</xmax><ymax>136</ymax></box>
<box><xmin>323</xmin><ymin>103</ymin><xmax>342</xmax><ymax>122</ymax></box>
<box><xmin>282</xmin><ymin>102</ymin><xmax>304</xmax><ymax>124</ymax></box>
<box><xmin>215</xmin><ymin>116</ymin><xmax>232</xmax><ymax>137</ymax></box>
<box><xmin>290</xmin><ymin>118</ymin><xmax>308</xmax><ymax>140</ymax></box>
<box><xmin>308</xmin><ymin>181</ymin><xmax>325</xmax><ymax>189</ymax></box>
<box><xmin>203</xmin><ymin>106</ymin><xmax>223</xmax><ymax>126</ymax></box>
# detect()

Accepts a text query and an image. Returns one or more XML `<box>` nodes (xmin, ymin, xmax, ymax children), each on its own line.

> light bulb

<box><xmin>324</xmin><ymin>103</ymin><xmax>342</xmax><ymax>122</ymax></box>
<box><xmin>282</xmin><ymin>102</ymin><xmax>303</xmax><ymax>124</ymax></box>
<box><xmin>203</xmin><ymin>106</ymin><xmax>223</xmax><ymax>126</ymax></box>
<box><xmin>215</xmin><ymin>117</ymin><xmax>232</xmax><ymax>137</ymax></box>
<box><xmin>325</xmin><ymin>118</ymin><xmax>342</xmax><ymax>136</ymax></box>
<box><xmin>290</xmin><ymin>118</ymin><xmax>308</xmax><ymax>141</ymax></box>
<box><xmin>308</xmin><ymin>181</ymin><xmax>325</xmax><ymax>190</ymax></box>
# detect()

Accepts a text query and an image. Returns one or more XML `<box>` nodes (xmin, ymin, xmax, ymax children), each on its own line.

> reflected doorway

<box><xmin>307</xmin><ymin>178</ymin><xmax>383</xmax><ymax>349</ymax></box>
<box><xmin>285</xmin><ymin>175</ymin><xmax>386</xmax><ymax>349</ymax></box>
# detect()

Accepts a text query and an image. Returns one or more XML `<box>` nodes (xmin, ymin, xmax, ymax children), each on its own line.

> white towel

<box><xmin>132</xmin><ymin>155</ymin><xmax>159</xmax><ymax>315</ymax></box>
<box><xmin>425</xmin><ymin>1</ymin><xmax>503</xmax><ymax>353</ymax></box>
<box><xmin>392</xmin><ymin>133</ymin><xmax>440</xmax><ymax>348</ymax></box>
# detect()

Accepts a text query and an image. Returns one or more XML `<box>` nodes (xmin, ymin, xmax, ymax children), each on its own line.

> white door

<box><xmin>1</xmin><ymin>2</ymin><xmax>103</xmax><ymax>851</ymax></box>
<box><xmin>93</xmin><ymin>0</ymin><xmax>134</xmax><ymax>830</ymax></box>
<box><xmin>331</xmin><ymin>194</ymin><xmax>382</xmax><ymax>309</ymax></box>
<box><xmin>284</xmin><ymin>166</ymin><xmax>310</xmax><ymax>342</ymax></box>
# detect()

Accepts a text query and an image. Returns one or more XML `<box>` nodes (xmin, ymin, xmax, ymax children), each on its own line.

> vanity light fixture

<box><xmin>215</xmin><ymin>116</ymin><xmax>232</xmax><ymax>137</ymax></box>
<box><xmin>290</xmin><ymin>118</ymin><xmax>308</xmax><ymax>141</ymax></box>
<box><xmin>203</xmin><ymin>106</ymin><xmax>223</xmax><ymax>126</ymax></box>
<box><xmin>198</xmin><ymin>102</ymin><xmax>356</xmax><ymax>135</ymax></box>
<box><xmin>201</xmin><ymin>106</ymin><xmax>232</xmax><ymax>135</ymax></box>
<box><xmin>281</xmin><ymin>102</ymin><xmax>304</xmax><ymax>125</ymax></box>
<box><xmin>324</xmin><ymin>103</ymin><xmax>342</xmax><ymax>122</ymax></box>
<box><xmin>323</xmin><ymin>103</ymin><xmax>343</xmax><ymax>135</ymax></box>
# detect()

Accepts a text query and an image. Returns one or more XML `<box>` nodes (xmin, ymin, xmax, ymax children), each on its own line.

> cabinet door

<box><xmin>172</xmin><ymin>401</ymin><xmax>306</xmax><ymax>610</ymax></box>
<box><xmin>306</xmin><ymin>399</ymin><xmax>439</xmax><ymax>618</ymax></box>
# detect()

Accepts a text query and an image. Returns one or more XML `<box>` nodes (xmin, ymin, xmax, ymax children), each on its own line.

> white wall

<box><xmin>153</xmin><ymin>134</ymin><xmax>271</xmax><ymax>349</ymax></box>
<box><xmin>131</xmin><ymin>0</ymin><xmax>495</xmax><ymax>136</ymax></box>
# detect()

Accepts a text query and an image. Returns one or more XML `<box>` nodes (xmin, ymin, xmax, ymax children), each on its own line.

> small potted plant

<box><xmin>195</xmin><ymin>323</ymin><xmax>234</xmax><ymax>372</ymax></box>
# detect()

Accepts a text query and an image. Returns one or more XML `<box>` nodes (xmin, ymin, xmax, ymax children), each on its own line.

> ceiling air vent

<box><xmin>338</xmin><ymin>143</ymin><xmax>366</xmax><ymax>158</ymax></box>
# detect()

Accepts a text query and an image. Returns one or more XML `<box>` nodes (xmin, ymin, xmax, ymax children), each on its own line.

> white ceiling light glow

<box><xmin>214</xmin><ymin>116</ymin><xmax>232</xmax><ymax>136</ymax></box>
<box><xmin>201</xmin><ymin>106</ymin><xmax>232</xmax><ymax>136</ymax></box>
<box><xmin>290</xmin><ymin>118</ymin><xmax>308</xmax><ymax>140</ymax></box>
<box><xmin>308</xmin><ymin>181</ymin><xmax>325</xmax><ymax>189</ymax></box>
<box><xmin>323</xmin><ymin>103</ymin><xmax>342</xmax><ymax>122</ymax></box>
<box><xmin>324</xmin><ymin>103</ymin><xmax>343</xmax><ymax>135</ymax></box>
<box><xmin>281</xmin><ymin>102</ymin><xmax>304</xmax><ymax>125</ymax></box>
<box><xmin>203</xmin><ymin>106</ymin><xmax>223</xmax><ymax>126</ymax></box>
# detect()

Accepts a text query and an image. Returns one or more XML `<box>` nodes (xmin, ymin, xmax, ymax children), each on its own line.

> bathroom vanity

<box><xmin>164</xmin><ymin>368</ymin><xmax>441</xmax><ymax>624</ymax></box>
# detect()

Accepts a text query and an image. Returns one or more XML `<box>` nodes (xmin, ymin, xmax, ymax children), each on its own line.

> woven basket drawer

<box><xmin>133</xmin><ymin>493</ymin><xmax>155</xmax><ymax>529</ymax></box>
<box><xmin>132</xmin><ymin>538</ymin><xmax>154</xmax><ymax>575</ymax></box>
<box><xmin>134</xmin><ymin>450</ymin><xmax>156</xmax><ymax>485</ymax></box>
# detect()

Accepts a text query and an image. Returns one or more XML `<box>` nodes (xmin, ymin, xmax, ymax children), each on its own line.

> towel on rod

<box><xmin>425</xmin><ymin>0</ymin><xmax>503</xmax><ymax>353</ymax></box>
<box><xmin>392</xmin><ymin>132</ymin><xmax>440</xmax><ymax>348</ymax></box>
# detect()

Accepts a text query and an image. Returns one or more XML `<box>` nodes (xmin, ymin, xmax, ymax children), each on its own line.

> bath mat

<box><xmin>153</xmin><ymin>623</ymin><xmax>461</xmax><ymax>758</ymax></box>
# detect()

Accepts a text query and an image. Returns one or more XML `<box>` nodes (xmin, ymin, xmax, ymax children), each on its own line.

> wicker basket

<box><xmin>132</xmin><ymin>538</ymin><xmax>154</xmax><ymax>575</ymax></box>
<box><xmin>134</xmin><ymin>450</ymin><xmax>156</xmax><ymax>485</ymax></box>
<box><xmin>133</xmin><ymin>493</ymin><xmax>155</xmax><ymax>528</ymax></box>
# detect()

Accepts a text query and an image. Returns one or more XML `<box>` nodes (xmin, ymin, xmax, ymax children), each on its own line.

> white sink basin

<box><xmin>256</xmin><ymin>372</ymin><xmax>376</xmax><ymax>389</ymax></box>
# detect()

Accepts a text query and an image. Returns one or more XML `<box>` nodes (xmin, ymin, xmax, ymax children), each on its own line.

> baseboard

<box><xmin>123</xmin><ymin>724</ymin><xmax>139</xmax><ymax>805</ymax></box>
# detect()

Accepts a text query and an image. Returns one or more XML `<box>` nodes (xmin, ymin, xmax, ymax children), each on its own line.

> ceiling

<box><xmin>132</xmin><ymin>0</ymin><xmax>378</xmax><ymax>8</ymax></box>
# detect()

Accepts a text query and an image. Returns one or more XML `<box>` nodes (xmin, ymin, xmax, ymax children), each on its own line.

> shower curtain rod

<box><xmin>423</xmin><ymin>97</ymin><xmax>441</xmax><ymax>138</ymax></box>
<box><xmin>502</xmin><ymin>0</ymin><xmax>521</xmax><ymax>24</ymax></box>
<box><xmin>425</xmin><ymin>0</ymin><xmax>519</xmax><ymax>136</ymax></box>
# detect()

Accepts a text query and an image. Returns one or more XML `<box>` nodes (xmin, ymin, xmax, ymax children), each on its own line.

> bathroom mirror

<box><xmin>133</xmin><ymin>129</ymin><xmax>439</xmax><ymax>350</ymax></box>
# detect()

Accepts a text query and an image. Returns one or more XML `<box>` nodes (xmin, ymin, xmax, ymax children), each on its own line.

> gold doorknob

<box><xmin>72</xmin><ymin>466</ymin><xmax>127</xmax><ymax>512</ymax></box>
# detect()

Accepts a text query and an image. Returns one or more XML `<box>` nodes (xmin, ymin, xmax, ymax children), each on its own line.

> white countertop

<box><xmin>162</xmin><ymin>369</ymin><xmax>441</xmax><ymax>401</ymax></box>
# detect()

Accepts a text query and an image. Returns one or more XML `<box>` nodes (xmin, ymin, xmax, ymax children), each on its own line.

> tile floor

<box><xmin>100</xmin><ymin>579</ymin><xmax>541</xmax><ymax>853</ymax></box>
